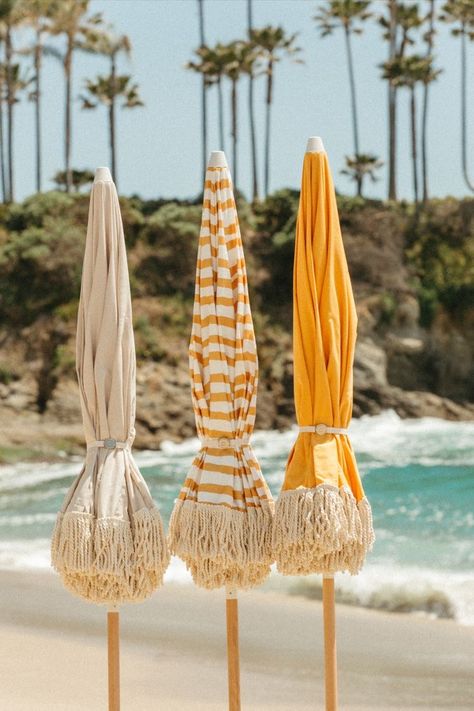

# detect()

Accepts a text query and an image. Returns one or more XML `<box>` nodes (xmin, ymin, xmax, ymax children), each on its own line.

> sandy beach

<box><xmin>0</xmin><ymin>570</ymin><xmax>472</xmax><ymax>710</ymax></box>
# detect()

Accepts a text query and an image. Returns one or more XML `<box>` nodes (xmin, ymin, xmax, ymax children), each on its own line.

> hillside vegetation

<box><xmin>0</xmin><ymin>190</ymin><xmax>473</xmax><ymax>462</ymax></box>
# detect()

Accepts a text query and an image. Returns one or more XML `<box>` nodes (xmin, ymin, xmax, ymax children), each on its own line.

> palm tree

<box><xmin>220</xmin><ymin>41</ymin><xmax>246</xmax><ymax>189</ymax></box>
<box><xmin>0</xmin><ymin>0</ymin><xmax>25</xmax><ymax>202</ymax></box>
<box><xmin>341</xmin><ymin>153</ymin><xmax>383</xmax><ymax>194</ymax></box>
<box><xmin>53</xmin><ymin>167</ymin><xmax>94</xmax><ymax>192</ymax></box>
<box><xmin>197</xmin><ymin>0</ymin><xmax>207</xmax><ymax>183</ymax></box>
<box><xmin>441</xmin><ymin>0</ymin><xmax>474</xmax><ymax>193</ymax></box>
<box><xmin>421</xmin><ymin>0</ymin><xmax>436</xmax><ymax>202</ymax></box>
<box><xmin>0</xmin><ymin>69</ymin><xmax>6</xmax><ymax>202</ymax></box>
<box><xmin>18</xmin><ymin>0</ymin><xmax>56</xmax><ymax>193</ymax></box>
<box><xmin>315</xmin><ymin>1</ymin><xmax>372</xmax><ymax>197</ymax></box>
<box><xmin>378</xmin><ymin>2</ymin><xmax>423</xmax><ymax>200</ymax></box>
<box><xmin>247</xmin><ymin>0</ymin><xmax>259</xmax><ymax>201</ymax></box>
<box><xmin>47</xmin><ymin>0</ymin><xmax>102</xmax><ymax>193</ymax></box>
<box><xmin>81</xmin><ymin>33</ymin><xmax>142</xmax><ymax>188</ymax></box>
<box><xmin>0</xmin><ymin>60</ymin><xmax>32</xmax><ymax>200</ymax></box>
<box><xmin>382</xmin><ymin>54</ymin><xmax>440</xmax><ymax>203</ymax></box>
<box><xmin>187</xmin><ymin>43</ymin><xmax>227</xmax><ymax>154</ymax></box>
<box><xmin>250</xmin><ymin>26</ymin><xmax>302</xmax><ymax>196</ymax></box>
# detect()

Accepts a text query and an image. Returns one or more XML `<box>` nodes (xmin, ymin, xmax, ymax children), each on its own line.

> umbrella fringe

<box><xmin>51</xmin><ymin>508</ymin><xmax>169</xmax><ymax>603</ymax></box>
<box><xmin>169</xmin><ymin>500</ymin><xmax>275</xmax><ymax>590</ymax></box>
<box><xmin>273</xmin><ymin>484</ymin><xmax>375</xmax><ymax>576</ymax></box>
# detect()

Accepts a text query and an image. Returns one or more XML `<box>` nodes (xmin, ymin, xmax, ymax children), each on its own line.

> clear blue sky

<box><xmin>12</xmin><ymin>0</ymin><xmax>474</xmax><ymax>201</ymax></box>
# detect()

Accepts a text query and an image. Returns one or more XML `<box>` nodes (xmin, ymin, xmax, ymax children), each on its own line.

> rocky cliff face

<box><xmin>0</xmin><ymin>194</ymin><xmax>473</xmax><ymax>462</ymax></box>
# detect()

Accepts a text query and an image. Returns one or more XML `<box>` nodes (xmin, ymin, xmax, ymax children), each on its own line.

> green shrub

<box><xmin>0</xmin><ymin>218</ymin><xmax>84</xmax><ymax>324</ymax></box>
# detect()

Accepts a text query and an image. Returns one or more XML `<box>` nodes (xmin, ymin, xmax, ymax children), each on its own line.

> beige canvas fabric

<box><xmin>51</xmin><ymin>168</ymin><xmax>169</xmax><ymax>603</ymax></box>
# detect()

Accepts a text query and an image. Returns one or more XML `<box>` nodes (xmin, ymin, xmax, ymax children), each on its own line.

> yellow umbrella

<box><xmin>273</xmin><ymin>139</ymin><xmax>375</xmax><ymax>709</ymax></box>
<box><xmin>169</xmin><ymin>150</ymin><xmax>274</xmax><ymax>708</ymax></box>
<box><xmin>51</xmin><ymin>167</ymin><xmax>169</xmax><ymax>708</ymax></box>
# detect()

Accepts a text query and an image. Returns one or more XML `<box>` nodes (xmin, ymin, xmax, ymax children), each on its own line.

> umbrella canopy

<box><xmin>273</xmin><ymin>147</ymin><xmax>374</xmax><ymax>575</ymax></box>
<box><xmin>169</xmin><ymin>151</ymin><xmax>274</xmax><ymax>589</ymax></box>
<box><xmin>51</xmin><ymin>167</ymin><xmax>169</xmax><ymax>603</ymax></box>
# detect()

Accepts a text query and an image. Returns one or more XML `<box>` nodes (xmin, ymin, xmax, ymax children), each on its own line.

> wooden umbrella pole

<box><xmin>107</xmin><ymin>606</ymin><xmax>120</xmax><ymax>711</ymax></box>
<box><xmin>322</xmin><ymin>574</ymin><xmax>337</xmax><ymax>711</ymax></box>
<box><xmin>225</xmin><ymin>586</ymin><xmax>241</xmax><ymax>711</ymax></box>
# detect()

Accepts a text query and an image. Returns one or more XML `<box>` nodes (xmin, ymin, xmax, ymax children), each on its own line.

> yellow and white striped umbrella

<box><xmin>169</xmin><ymin>151</ymin><xmax>274</xmax><ymax>589</ymax></box>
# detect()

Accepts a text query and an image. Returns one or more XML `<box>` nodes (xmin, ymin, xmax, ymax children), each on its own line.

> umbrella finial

<box><xmin>208</xmin><ymin>150</ymin><xmax>228</xmax><ymax>168</ymax></box>
<box><xmin>306</xmin><ymin>136</ymin><xmax>325</xmax><ymax>154</ymax></box>
<box><xmin>94</xmin><ymin>166</ymin><xmax>113</xmax><ymax>183</ymax></box>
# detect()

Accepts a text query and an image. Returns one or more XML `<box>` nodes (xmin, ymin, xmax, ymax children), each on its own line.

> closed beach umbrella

<box><xmin>273</xmin><ymin>139</ymin><xmax>375</xmax><ymax>709</ymax></box>
<box><xmin>169</xmin><ymin>150</ymin><xmax>274</xmax><ymax>708</ymax></box>
<box><xmin>51</xmin><ymin>167</ymin><xmax>169</xmax><ymax>707</ymax></box>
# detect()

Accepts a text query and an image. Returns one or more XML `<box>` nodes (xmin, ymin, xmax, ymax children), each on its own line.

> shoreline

<box><xmin>1</xmin><ymin>569</ymin><xmax>474</xmax><ymax>710</ymax></box>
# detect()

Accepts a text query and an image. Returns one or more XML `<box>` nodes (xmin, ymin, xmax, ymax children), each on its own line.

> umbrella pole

<box><xmin>322</xmin><ymin>574</ymin><xmax>337</xmax><ymax>711</ymax></box>
<box><xmin>107</xmin><ymin>605</ymin><xmax>120</xmax><ymax>711</ymax></box>
<box><xmin>225</xmin><ymin>585</ymin><xmax>241</xmax><ymax>711</ymax></box>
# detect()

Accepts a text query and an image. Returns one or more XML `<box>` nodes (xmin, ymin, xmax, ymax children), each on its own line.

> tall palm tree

<box><xmin>81</xmin><ymin>33</ymin><xmax>141</xmax><ymax>187</ymax></box>
<box><xmin>441</xmin><ymin>0</ymin><xmax>474</xmax><ymax>193</ymax></box>
<box><xmin>421</xmin><ymin>0</ymin><xmax>436</xmax><ymax>202</ymax></box>
<box><xmin>378</xmin><ymin>2</ymin><xmax>423</xmax><ymax>200</ymax></box>
<box><xmin>18</xmin><ymin>0</ymin><xmax>56</xmax><ymax>193</ymax></box>
<box><xmin>315</xmin><ymin>1</ymin><xmax>372</xmax><ymax>196</ymax></box>
<box><xmin>341</xmin><ymin>153</ymin><xmax>383</xmax><ymax>195</ymax></box>
<box><xmin>247</xmin><ymin>0</ymin><xmax>259</xmax><ymax>201</ymax></box>
<box><xmin>0</xmin><ymin>0</ymin><xmax>25</xmax><ymax>202</ymax></box>
<box><xmin>47</xmin><ymin>0</ymin><xmax>102</xmax><ymax>193</ymax></box>
<box><xmin>220</xmin><ymin>40</ymin><xmax>247</xmax><ymax>190</ymax></box>
<box><xmin>187</xmin><ymin>43</ymin><xmax>227</xmax><ymax>154</ymax></box>
<box><xmin>250</xmin><ymin>26</ymin><xmax>302</xmax><ymax>197</ymax></box>
<box><xmin>197</xmin><ymin>0</ymin><xmax>207</xmax><ymax>183</ymax></box>
<box><xmin>382</xmin><ymin>54</ymin><xmax>440</xmax><ymax>203</ymax></box>
<box><xmin>0</xmin><ymin>59</ymin><xmax>32</xmax><ymax>201</ymax></box>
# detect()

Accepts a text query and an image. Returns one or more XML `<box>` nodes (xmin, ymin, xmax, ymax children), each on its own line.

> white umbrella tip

<box><xmin>306</xmin><ymin>136</ymin><xmax>325</xmax><ymax>154</ymax></box>
<box><xmin>94</xmin><ymin>167</ymin><xmax>113</xmax><ymax>183</ymax></box>
<box><xmin>207</xmin><ymin>151</ymin><xmax>228</xmax><ymax>168</ymax></box>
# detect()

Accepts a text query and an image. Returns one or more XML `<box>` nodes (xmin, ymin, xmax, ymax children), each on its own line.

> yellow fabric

<box><xmin>282</xmin><ymin>151</ymin><xmax>364</xmax><ymax>502</ymax></box>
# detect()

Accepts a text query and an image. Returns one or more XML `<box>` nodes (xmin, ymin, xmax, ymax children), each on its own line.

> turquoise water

<box><xmin>1</xmin><ymin>411</ymin><xmax>473</xmax><ymax>623</ymax></box>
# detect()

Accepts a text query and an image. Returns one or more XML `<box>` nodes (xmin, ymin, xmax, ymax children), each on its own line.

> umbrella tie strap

<box><xmin>87</xmin><ymin>439</ymin><xmax>130</xmax><ymax>451</ymax></box>
<box><xmin>299</xmin><ymin>425</ymin><xmax>349</xmax><ymax>436</ymax></box>
<box><xmin>201</xmin><ymin>437</ymin><xmax>250</xmax><ymax>449</ymax></box>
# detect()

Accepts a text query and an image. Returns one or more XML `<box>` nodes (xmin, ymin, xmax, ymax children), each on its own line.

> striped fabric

<box><xmin>169</xmin><ymin>156</ymin><xmax>274</xmax><ymax>590</ymax></box>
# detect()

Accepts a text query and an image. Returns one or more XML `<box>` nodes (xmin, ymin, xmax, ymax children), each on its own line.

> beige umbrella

<box><xmin>51</xmin><ymin>167</ymin><xmax>169</xmax><ymax>707</ymax></box>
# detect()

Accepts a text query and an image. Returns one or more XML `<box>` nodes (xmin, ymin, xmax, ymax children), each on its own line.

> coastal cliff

<box><xmin>0</xmin><ymin>190</ymin><xmax>473</xmax><ymax>461</ymax></box>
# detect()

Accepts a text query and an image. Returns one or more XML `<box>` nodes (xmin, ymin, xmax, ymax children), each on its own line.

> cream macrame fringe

<box><xmin>51</xmin><ymin>508</ymin><xmax>170</xmax><ymax>604</ymax></box>
<box><xmin>273</xmin><ymin>484</ymin><xmax>375</xmax><ymax>576</ymax></box>
<box><xmin>169</xmin><ymin>500</ymin><xmax>274</xmax><ymax>590</ymax></box>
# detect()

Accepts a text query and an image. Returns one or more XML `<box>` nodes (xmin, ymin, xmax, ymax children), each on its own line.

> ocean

<box><xmin>1</xmin><ymin>410</ymin><xmax>473</xmax><ymax>625</ymax></box>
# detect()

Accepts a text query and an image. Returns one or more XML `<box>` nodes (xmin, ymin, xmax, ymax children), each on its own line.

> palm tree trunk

<box><xmin>217</xmin><ymin>76</ymin><xmax>225</xmax><ymax>151</ymax></box>
<box><xmin>64</xmin><ymin>38</ymin><xmax>73</xmax><ymax>193</ymax></box>
<box><xmin>421</xmin><ymin>0</ymin><xmax>435</xmax><ymax>202</ymax></box>
<box><xmin>388</xmin><ymin>0</ymin><xmax>397</xmax><ymax>201</ymax></box>
<box><xmin>198</xmin><ymin>0</ymin><xmax>207</xmax><ymax>182</ymax></box>
<box><xmin>264</xmin><ymin>60</ymin><xmax>273</xmax><ymax>198</ymax></box>
<box><xmin>35</xmin><ymin>30</ymin><xmax>42</xmax><ymax>193</ymax></box>
<box><xmin>110</xmin><ymin>56</ymin><xmax>117</xmax><ymax>187</ymax></box>
<box><xmin>231</xmin><ymin>78</ymin><xmax>237</xmax><ymax>189</ymax></box>
<box><xmin>461</xmin><ymin>25</ymin><xmax>474</xmax><ymax>193</ymax></box>
<box><xmin>5</xmin><ymin>23</ymin><xmax>13</xmax><ymax>202</ymax></box>
<box><xmin>410</xmin><ymin>86</ymin><xmax>418</xmax><ymax>203</ymax></box>
<box><xmin>344</xmin><ymin>25</ymin><xmax>361</xmax><ymax>196</ymax></box>
<box><xmin>247</xmin><ymin>0</ymin><xmax>259</xmax><ymax>202</ymax></box>
<box><xmin>0</xmin><ymin>79</ymin><xmax>6</xmax><ymax>204</ymax></box>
